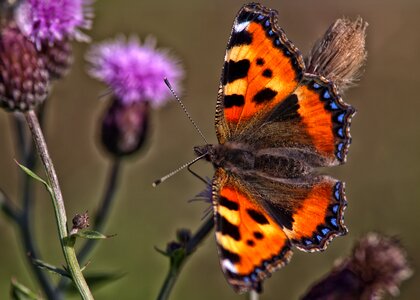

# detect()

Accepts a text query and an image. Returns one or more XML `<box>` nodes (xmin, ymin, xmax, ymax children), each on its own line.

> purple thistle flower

<box><xmin>86</xmin><ymin>36</ymin><xmax>184</xmax><ymax>107</ymax></box>
<box><xmin>15</xmin><ymin>0</ymin><xmax>93</xmax><ymax>49</ymax></box>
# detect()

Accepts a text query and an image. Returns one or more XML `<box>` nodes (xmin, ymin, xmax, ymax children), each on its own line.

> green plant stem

<box><xmin>157</xmin><ymin>216</ymin><xmax>214</xmax><ymax>300</ymax></box>
<box><xmin>12</xmin><ymin>113</ymin><xmax>58</xmax><ymax>299</ymax></box>
<box><xmin>56</xmin><ymin>159</ymin><xmax>122</xmax><ymax>293</ymax></box>
<box><xmin>24</xmin><ymin>110</ymin><xmax>94</xmax><ymax>300</ymax></box>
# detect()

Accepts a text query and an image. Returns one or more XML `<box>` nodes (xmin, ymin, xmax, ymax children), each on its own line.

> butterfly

<box><xmin>193</xmin><ymin>2</ymin><xmax>356</xmax><ymax>293</ymax></box>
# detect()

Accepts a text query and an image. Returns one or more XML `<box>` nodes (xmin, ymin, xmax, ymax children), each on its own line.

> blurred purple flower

<box><xmin>15</xmin><ymin>0</ymin><xmax>93</xmax><ymax>48</ymax></box>
<box><xmin>86</xmin><ymin>36</ymin><xmax>184</xmax><ymax>107</ymax></box>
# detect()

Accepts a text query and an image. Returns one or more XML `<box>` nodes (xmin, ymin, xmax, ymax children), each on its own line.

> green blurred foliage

<box><xmin>1</xmin><ymin>0</ymin><xmax>419</xmax><ymax>299</ymax></box>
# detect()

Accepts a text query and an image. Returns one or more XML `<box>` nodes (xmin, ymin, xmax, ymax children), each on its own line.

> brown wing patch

<box><xmin>213</xmin><ymin>169</ymin><xmax>292</xmax><ymax>293</ymax></box>
<box><xmin>215</xmin><ymin>3</ymin><xmax>304</xmax><ymax>143</ymax></box>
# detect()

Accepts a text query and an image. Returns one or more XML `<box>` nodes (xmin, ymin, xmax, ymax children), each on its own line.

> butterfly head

<box><xmin>193</xmin><ymin>144</ymin><xmax>215</xmax><ymax>161</ymax></box>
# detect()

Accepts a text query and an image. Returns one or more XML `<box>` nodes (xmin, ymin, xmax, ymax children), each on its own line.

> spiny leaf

<box><xmin>32</xmin><ymin>258</ymin><xmax>70</xmax><ymax>278</ymax></box>
<box><xmin>73</xmin><ymin>230</ymin><xmax>116</xmax><ymax>240</ymax></box>
<box><xmin>10</xmin><ymin>278</ymin><xmax>42</xmax><ymax>300</ymax></box>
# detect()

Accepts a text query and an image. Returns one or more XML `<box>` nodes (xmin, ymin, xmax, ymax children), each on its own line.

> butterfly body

<box><xmin>195</xmin><ymin>2</ymin><xmax>356</xmax><ymax>294</ymax></box>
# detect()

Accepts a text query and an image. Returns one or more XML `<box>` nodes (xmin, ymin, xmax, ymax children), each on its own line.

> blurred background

<box><xmin>1</xmin><ymin>0</ymin><xmax>419</xmax><ymax>299</ymax></box>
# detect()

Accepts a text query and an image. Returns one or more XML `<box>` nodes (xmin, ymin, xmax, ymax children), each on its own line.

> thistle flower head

<box><xmin>86</xmin><ymin>36</ymin><xmax>184</xmax><ymax>107</ymax></box>
<box><xmin>15</xmin><ymin>0</ymin><xmax>93</xmax><ymax>48</ymax></box>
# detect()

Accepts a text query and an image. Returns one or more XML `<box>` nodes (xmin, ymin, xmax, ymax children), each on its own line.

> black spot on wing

<box><xmin>256</xmin><ymin>58</ymin><xmax>265</xmax><ymax>66</ymax></box>
<box><xmin>219</xmin><ymin>196</ymin><xmax>239</xmax><ymax>211</ymax></box>
<box><xmin>228</xmin><ymin>30</ymin><xmax>253</xmax><ymax>49</ymax></box>
<box><xmin>253</xmin><ymin>88</ymin><xmax>278</xmax><ymax>104</ymax></box>
<box><xmin>262</xmin><ymin>69</ymin><xmax>272</xmax><ymax>78</ymax></box>
<box><xmin>246</xmin><ymin>239</ymin><xmax>255</xmax><ymax>247</ymax></box>
<box><xmin>266</xmin><ymin>93</ymin><xmax>300</xmax><ymax>122</ymax></box>
<box><xmin>223</xmin><ymin>59</ymin><xmax>250</xmax><ymax>85</ymax></box>
<box><xmin>217</xmin><ymin>214</ymin><xmax>241</xmax><ymax>240</ymax></box>
<box><xmin>246</xmin><ymin>209</ymin><xmax>269</xmax><ymax>225</ymax></box>
<box><xmin>224</xmin><ymin>94</ymin><xmax>245</xmax><ymax>108</ymax></box>
<box><xmin>253</xmin><ymin>231</ymin><xmax>264</xmax><ymax>239</ymax></box>
<box><xmin>220</xmin><ymin>245</ymin><xmax>241</xmax><ymax>263</ymax></box>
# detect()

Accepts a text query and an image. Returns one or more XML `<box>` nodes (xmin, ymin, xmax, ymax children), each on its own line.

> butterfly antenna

<box><xmin>164</xmin><ymin>78</ymin><xmax>208</xmax><ymax>144</ymax></box>
<box><xmin>152</xmin><ymin>153</ymin><xmax>207</xmax><ymax>187</ymax></box>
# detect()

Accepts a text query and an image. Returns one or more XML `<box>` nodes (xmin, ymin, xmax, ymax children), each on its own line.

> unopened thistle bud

<box><xmin>306</xmin><ymin>17</ymin><xmax>368</xmax><ymax>93</ymax></box>
<box><xmin>101</xmin><ymin>100</ymin><xmax>149</xmax><ymax>157</ymax></box>
<box><xmin>0</xmin><ymin>24</ymin><xmax>49</xmax><ymax>111</ymax></box>
<box><xmin>71</xmin><ymin>211</ymin><xmax>90</xmax><ymax>232</ymax></box>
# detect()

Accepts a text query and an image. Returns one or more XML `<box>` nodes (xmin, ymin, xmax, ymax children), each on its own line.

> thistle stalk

<box><xmin>24</xmin><ymin>110</ymin><xmax>94</xmax><ymax>300</ymax></box>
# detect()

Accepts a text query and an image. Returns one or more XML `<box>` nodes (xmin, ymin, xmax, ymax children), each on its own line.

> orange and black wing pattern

<box><xmin>242</xmin><ymin>74</ymin><xmax>356</xmax><ymax>166</ymax></box>
<box><xmin>215</xmin><ymin>3</ymin><xmax>305</xmax><ymax>143</ymax></box>
<box><xmin>212</xmin><ymin>170</ymin><xmax>347</xmax><ymax>293</ymax></box>
<box><xmin>212</xmin><ymin>169</ymin><xmax>292</xmax><ymax>293</ymax></box>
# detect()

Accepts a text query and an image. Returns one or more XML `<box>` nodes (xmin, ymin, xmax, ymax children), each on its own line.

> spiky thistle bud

<box><xmin>306</xmin><ymin>17</ymin><xmax>368</xmax><ymax>93</ymax></box>
<box><xmin>0</xmin><ymin>24</ymin><xmax>49</xmax><ymax>111</ymax></box>
<box><xmin>40</xmin><ymin>39</ymin><xmax>73</xmax><ymax>80</ymax></box>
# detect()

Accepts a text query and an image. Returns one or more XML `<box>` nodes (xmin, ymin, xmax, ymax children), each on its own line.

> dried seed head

<box><xmin>350</xmin><ymin>233</ymin><xmax>413</xmax><ymax>299</ymax></box>
<box><xmin>306</xmin><ymin>17</ymin><xmax>368</xmax><ymax>93</ymax></box>
<box><xmin>302</xmin><ymin>233</ymin><xmax>412</xmax><ymax>300</ymax></box>
<box><xmin>0</xmin><ymin>23</ymin><xmax>49</xmax><ymax>111</ymax></box>
<box><xmin>101</xmin><ymin>99</ymin><xmax>149</xmax><ymax>157</ymax></box>
<box><xmin>40</xmin><ymin>39</ymin><xmax>73</xmax><ymax>80</ymax></box>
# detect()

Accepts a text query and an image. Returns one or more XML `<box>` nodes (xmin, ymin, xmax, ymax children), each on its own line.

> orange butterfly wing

<box><xmin>213</xmin><ymin>170</ymin><xmax>347</xmax><ymax>293</ymax></box>
<box><xmin>215</xmin><ymin>3</ymin><xmax>304</xmax><ymax>143</ymax></box>
<box><xmin>212</xmin><ymin>169</ymin><xmax>292</xmax><ymax>293</ymax></box>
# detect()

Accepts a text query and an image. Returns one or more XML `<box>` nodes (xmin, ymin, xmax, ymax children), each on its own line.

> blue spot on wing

<box><xmin>332</xmin><ymin>204</ymin><xmax>339</xmax><ymax>214</ymax></box>
<box><xmin>268</xmin><ymin>30</ymin><xmax>274</xmax><ymax>36</ymax></box>
<box><xmin>337</xmin><ymin>128</ymin><xmax>344</xmax><ymax>137</ymax></box>
<box><xmin>304</xmin><ymin>239</ymin><xmax>312</xmax><ymax>245</ymax></box>
<box><xmin>334</xmin><ymin>183</ymin><xmax>341</xmax><ymax>201</ymax></box>
<box><xmin>316</xmin><ymin>235</ymin><xmax>323</xmax><ymax>242</ymax></box>
<box><xmin>330</xmin><ymin>101</ymin><xmax>339</xmax><ymax>110</ymax></box>
<box><xmin>257</xmin><ymin>15</ymin><xmax>264</xmax><ymax>20</ymax></box>
<box><xmin>337</xmin><ymin>143</ymin><xmax>344</xmax><ymax>151</ymax></box>
<box><xmin>265</xmin><ymin>20</ymin><xmax>270</xmax><ymax>27</ymax></box>
<box><xmin>336</xmin><ymin>151</ymin><xmax>343</xmax><ymax>160</ymax></box>
<box><xmin>330</xmin><ymin>217</ymin><xmax>338</xmax><ymax>228</ymax></box>
<box><xmin>337</xmin><ymin>113</ymin><xmax>345</xmax><ymax>123</ymax></box>
<box><xmin>313</xmin><ymin>83</ymin><xmax>321</xmax><ymax>89</ymax></box>
<box><xmin>321</xmin><ymin>228</ymin><xmax>330</xmax><ymax>235</ymax></box>
<box><xmin>323</xmin><ymin>90</ymin><xmax>331</xmax><ymax>99</ymax></box>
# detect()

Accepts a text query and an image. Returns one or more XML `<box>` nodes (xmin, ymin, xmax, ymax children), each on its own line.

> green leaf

<box><xmin>65</xmin><ymin>272</ymin><xmax>124</xmax><ymax>295</ymax></box>
<box><xmin>15</xmin><ymin>161</ymin><xmax>53</xmax><ymax>195</ymax></box>
<box><xmin>32</xmin><ymin>258</ymin><xmax>70</xmax><ymax>278</ymax></box>
<box><xmin>73</xmin><ymin>230</ymin><xmax>116</xmax><ymax>240</ymax></box>
<box><xmin>10</xmin><ymin>278</ymin><xmax>42</xmax><ymax>300</ymax></box>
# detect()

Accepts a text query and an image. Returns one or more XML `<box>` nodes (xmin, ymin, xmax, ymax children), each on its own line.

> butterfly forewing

<box><xmin>215</xmin><ymin>3</ymin><xmax>305</xmax><ymax>143</ymax></box>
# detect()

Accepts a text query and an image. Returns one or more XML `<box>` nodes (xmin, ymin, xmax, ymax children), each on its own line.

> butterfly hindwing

<box><xmin>215</xmin><ymin>3</ymin><xmax>305</xmax><ymax>143</ymax></box>
<box><xmin>212</xmin><ymin>168</ymin><xmax>292</xmax><ymax>293</ymax></box>
<box><xmin>238</xmin><ymin>74</ymin><xmax>355</xmax><ymax>166</ymax></box>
